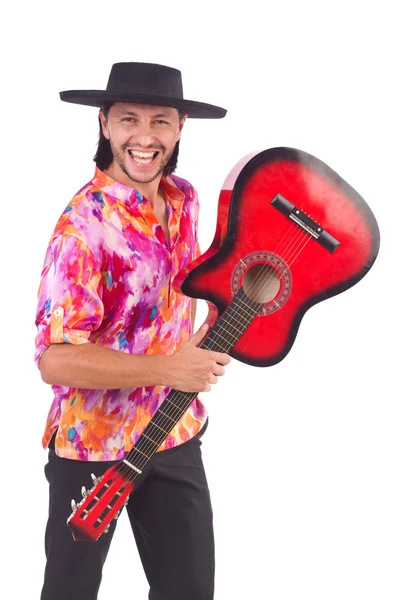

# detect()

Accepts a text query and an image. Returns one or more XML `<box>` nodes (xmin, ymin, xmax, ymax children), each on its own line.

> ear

<box><xmin>99</xmin><ymin>110</ymin><xmax>110</xmax><ymax>140</ymax></box>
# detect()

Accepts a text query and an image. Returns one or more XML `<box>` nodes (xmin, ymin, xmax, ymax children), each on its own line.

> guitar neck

<box><xmin>123</xmin><ymin>287</ymin><xmax>262</xmax><ymax>471</ymax></box>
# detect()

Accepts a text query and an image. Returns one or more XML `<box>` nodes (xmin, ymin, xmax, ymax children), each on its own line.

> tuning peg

<box><xmin>81</xmin><ymin>486</ymin><xmax>87</xmax><ymax>498</ymax></box>
<box><xmin>91</xmin><ymin>473</ymin><xmax>98</xmax><ymax>484</ymax></box>
<box><xmin>71</xmin><ymin>499</ymin><xmax>78</xmax><ymax>513</ymax></box>
<box><xmin>104</xmin><ymin>525</ymin><xmax>110</xmax><ymax>534</ymax></box>
<box><xmin>114</xmin><ymin>511</ymin><xmax>121</xmax><ymax>520</ymax></box>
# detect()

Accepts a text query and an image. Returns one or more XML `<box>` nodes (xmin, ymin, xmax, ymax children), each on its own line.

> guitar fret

<box><xmin>225</xmin><ymin>302</ymin><xmax>252</xmax><ymax>321</ymax></box>
<box><xmin>229</xmin><ymin>302</ymin><xmax>257</xmax><ymax>324</ymax></box>
<box><xmin>202</xmin><ymin>335</ymin><xmax>227</xmax><ymax>352</ymax></box>
<box><xmin>225</xmin><ymin>307</ymin><xmax>253</xmax><ymax>327</ymax></box>
<box><xmin>134</xmin><ymin>447</ymin><xmax>150</xmax><ymax>460</ymax></box>
<box><xmin>219</xmin><ymin>313</ymin><xmax>252</xmax><ymax>334</ymax></box>
<box><xmin>216</xmin><ymin>319</ymin><xmax>242</xmax><ymax>341</ymax></box>
<box><xmin>176</xmin><ymin>392</ymin><xmax>193</xmax><ymax>403</ymax></box>
<box><xmin>158</xmin><ymin>409</ymin><xmax>177</xmax><ymax>423</ymax></box>
<box><xmin>231</xmin><ymin>300</ymin><xmax>258</xmax><ymax>319</ymax></box>
<box><xmin>141</xmin><ymin>432</ymin><xmax>157</xmax><ymax>446</ymax></box>
<box><xmin>168</xmin><ymin>391</ymin><xmax>197</xmax><ymax>405</ymax></box>
<box><xmin>166</xmin><ymin>398</ymin><xmax>185</xmax><ymax>411</ymax></box>
<box><xmin>151</xmin><ymin>421</ymin><xmax>168</xmax><ymax>435</ymax></box>
<box><xmin>210</xmin><ymin>329</ymin><xmax>237</xmax><ymax>348</ymax></box>
<box><xmin>217</xmin><ymin>318</ymin><xmax>243</xmax><ymax>337</ymax></box>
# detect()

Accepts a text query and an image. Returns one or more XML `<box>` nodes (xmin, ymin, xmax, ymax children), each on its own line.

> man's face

<box><xmin>99</xmin><ymin>103</ymin><xmax>186</xmax><ymax>185</ymax></box>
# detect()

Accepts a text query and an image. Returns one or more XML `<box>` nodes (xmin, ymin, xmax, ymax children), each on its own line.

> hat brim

<box><xmin>59</xmin><ymin>90</ymin><xmax>227</xmax><ymax>119</ymax></box>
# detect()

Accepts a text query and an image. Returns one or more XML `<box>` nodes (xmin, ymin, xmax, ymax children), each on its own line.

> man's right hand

<box><xmin>166</xmin><ymin>324</ymin><xmax>231</xmax><ymax>393</ymax></box>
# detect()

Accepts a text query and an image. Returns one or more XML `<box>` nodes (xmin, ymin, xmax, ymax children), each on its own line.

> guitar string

<box><xmin>78</xmin><ymin>220</ymin><xmax>316</xmax><ymax>522</ymax></box>
<box><xmin>92</xmin><ymin>225</ymin><xmax>313</xmax><ymax>498</ymax></box>
<box><xmin>105</xmin><ymin>229</ymin><xmax>313</xmax><ymax>507</ymax></box>
<box><xmin>106</xmin><ymin>224</ymin><xmax>313</xmax><ymax>490</ymax></box>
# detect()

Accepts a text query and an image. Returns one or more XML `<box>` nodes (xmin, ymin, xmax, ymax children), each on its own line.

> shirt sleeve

<box><xmin>34</xmin><ymin>233</ymin><xmax>104</xmax><ymax>367</ymax></box>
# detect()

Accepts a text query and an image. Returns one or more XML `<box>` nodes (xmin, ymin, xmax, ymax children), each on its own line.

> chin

<box><xmin>130</xmin><ymin>171</ymin><xmax>161</xmax><ymax>185</ymax></box>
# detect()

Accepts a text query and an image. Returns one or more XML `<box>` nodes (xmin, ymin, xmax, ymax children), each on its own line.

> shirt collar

<box><xmin>92</xmin><ymin>167</ymin><xmax>187</xmax><ymax>209</ymax></box>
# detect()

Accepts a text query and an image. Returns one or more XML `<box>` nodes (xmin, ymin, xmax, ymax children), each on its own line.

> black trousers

<box><xmin>41</xmin><ymin>421</ymin><xmax>214</xmax><ymax>600</ymax></box>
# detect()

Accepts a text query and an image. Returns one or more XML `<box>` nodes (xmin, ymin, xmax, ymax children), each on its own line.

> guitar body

<box><xmin>174</xmin><ymin>147</ymin><xmax>380</xmax><ymax>366</ymax></box>
<box><xmin>68</xmin><ymin>147</ymin><xmax>380</xmax><ymax>542</ymax></box>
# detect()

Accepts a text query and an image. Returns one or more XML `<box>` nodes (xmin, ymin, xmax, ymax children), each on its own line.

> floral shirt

<box><xmin>34</xmin><ymin>167</ymin><xmax>206</xmax><ymax>461</ymax></box>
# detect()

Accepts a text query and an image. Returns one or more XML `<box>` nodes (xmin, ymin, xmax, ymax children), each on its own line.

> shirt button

<box><xmin>53</xmin><ymin>308</ymin><xmax>63</xmax><ymax>318</ymax></box>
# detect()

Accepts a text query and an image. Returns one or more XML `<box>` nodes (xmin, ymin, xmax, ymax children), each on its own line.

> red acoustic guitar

<box><xmin>67</xmin><ymin>147</ymin><xmax>380</xmax><ymax>542</ymax></box>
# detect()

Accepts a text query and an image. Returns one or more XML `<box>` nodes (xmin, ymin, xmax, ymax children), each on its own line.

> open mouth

<box><xmin>128</xmin><ymin>150</ymin><xmax>160</xmax><ymax>165</ymax></box>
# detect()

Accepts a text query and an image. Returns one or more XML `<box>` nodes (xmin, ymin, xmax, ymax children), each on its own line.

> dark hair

<box><xmin>93</xmin><ymin>103</ymin><xmax>186</xmax><ymax>177</ymax></box>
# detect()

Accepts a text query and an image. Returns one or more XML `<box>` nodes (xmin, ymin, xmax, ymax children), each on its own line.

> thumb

<box><xmin>188</xmin><ymin>323</ymin><xmax>209</xmax><ymax>346</ymax></box>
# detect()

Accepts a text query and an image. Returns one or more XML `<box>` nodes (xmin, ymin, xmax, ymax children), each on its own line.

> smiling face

<box><xmin>99</xmin><ymin>103</ymin><xmax>186</xmax><ymax>187</ymax></box>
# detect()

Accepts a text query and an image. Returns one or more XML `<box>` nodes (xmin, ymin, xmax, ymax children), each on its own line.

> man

<box><xmin>35</xmin><ymin>62</ymin><xmax>230</xmax><ymax>600</ymax></box>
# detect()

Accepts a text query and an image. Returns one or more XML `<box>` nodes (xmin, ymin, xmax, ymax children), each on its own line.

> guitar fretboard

<box><xmin>120</xmin><ymin>287</ymin><xmax>262</xmax><ymax>477</ymax></box>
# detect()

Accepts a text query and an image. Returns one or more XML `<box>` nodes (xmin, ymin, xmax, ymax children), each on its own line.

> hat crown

<box><xmin>105</xmin><ymin>62</ymin><xmax>184</xmax><ymax>99</ymax></box>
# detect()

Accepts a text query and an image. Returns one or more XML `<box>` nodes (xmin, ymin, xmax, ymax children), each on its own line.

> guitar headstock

<box><xmin>67</xmin><ymin>464</ymin><xmax>134</xmax><ymax>542</ymax></box>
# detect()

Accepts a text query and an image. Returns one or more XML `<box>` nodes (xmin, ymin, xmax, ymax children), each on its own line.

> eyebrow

<box><xmin>118</xmin><ymin>110</ymin><xmax>173</xmax><ymax>118</ymax></box>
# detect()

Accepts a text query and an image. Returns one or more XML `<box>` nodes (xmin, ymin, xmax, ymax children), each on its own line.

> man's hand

<box><xmin>167</xmin><ymin>324</ymin><xmax>231</xmax><ymax>392</ymax></box>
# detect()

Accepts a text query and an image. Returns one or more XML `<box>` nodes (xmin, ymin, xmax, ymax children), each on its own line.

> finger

<box><xmin>214</xmin><ymin>352</ymin><xmax>231</xmax><ymax>365</ymax></box>
<box><xmin>209</xmin><ymin>374</ymin><xmax>218</xmax><ymax>385</ymax></box>
<box><xmin>213</xmin><ymin>365</ymin><xmax>225</xmax><ymax>377</ymax></box>
<box><xmin>189</xmin><ymin>323</ymin><xmax>209</xmax><ymax>346</ymax></box>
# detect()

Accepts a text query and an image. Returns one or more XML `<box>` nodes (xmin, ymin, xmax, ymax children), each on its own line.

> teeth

<box><xmin>129</xmin><ymin>151</ymin><xmax>156</xmax><ymax>158</ymax></box>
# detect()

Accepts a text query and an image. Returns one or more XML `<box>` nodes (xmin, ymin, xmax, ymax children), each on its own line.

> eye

<box><xmin>121</xmin><ymin>117</ymin><xmax>136</xmax><ymax>123</ymax></box>
<box><xmin>154</xmin><ymin>120</ymin><xmax>169</xmax><ymax>125</ymax></box>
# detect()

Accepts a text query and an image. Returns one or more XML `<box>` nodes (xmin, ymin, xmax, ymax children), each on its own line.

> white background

<box><xmin>2</xmin><ymin>1</ymin><xmax>396</xmax><ymax>598</ymax></box>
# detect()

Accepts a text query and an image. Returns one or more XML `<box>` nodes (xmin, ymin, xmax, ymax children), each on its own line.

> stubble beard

<box><xmin>111</xmin><ymin>140</ymin><xmax>175</xmax><ymax>184</ymax></box>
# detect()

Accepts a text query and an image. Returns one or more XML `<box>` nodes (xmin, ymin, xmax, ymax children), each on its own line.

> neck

<box><xmin>104</xmin><ymin>162</ymin><xmax>164</xmax><ymax>207</ymax></box>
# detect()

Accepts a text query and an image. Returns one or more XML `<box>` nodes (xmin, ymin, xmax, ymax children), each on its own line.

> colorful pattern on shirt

<box><xmin>35</xmin><ymin>167</ymin><xmax>205</xmax><ymax>461</ymax></box>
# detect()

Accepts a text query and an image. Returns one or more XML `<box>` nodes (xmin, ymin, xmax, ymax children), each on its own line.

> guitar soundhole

<box><xmin>242</xmin><ymin>264</ymin><xmax>280</xmax><ymax>303</ymax></box>
<box><xmin>231</xmin><ymin>252</ymin><xmax>292</xmax><ymax>316</ymax></box>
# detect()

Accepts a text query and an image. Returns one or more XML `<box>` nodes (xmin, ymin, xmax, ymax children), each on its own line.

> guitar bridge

<box><xmin>271</xmin><ymin>193</ymin><xmax>340</xmax><ymax>253</ymax></box>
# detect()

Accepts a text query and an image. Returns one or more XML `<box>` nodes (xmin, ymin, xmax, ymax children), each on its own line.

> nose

<box><xmin>130</xmin><ymin>120</ymin><xmax>157</xmax><ymax>147</ymax></box>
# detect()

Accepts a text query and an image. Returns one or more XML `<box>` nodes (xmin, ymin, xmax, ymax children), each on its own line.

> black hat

<box><xmin>60</xmin><ymin>62</ymin><xmax>227</xmax><ymax>119</ymax></box>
